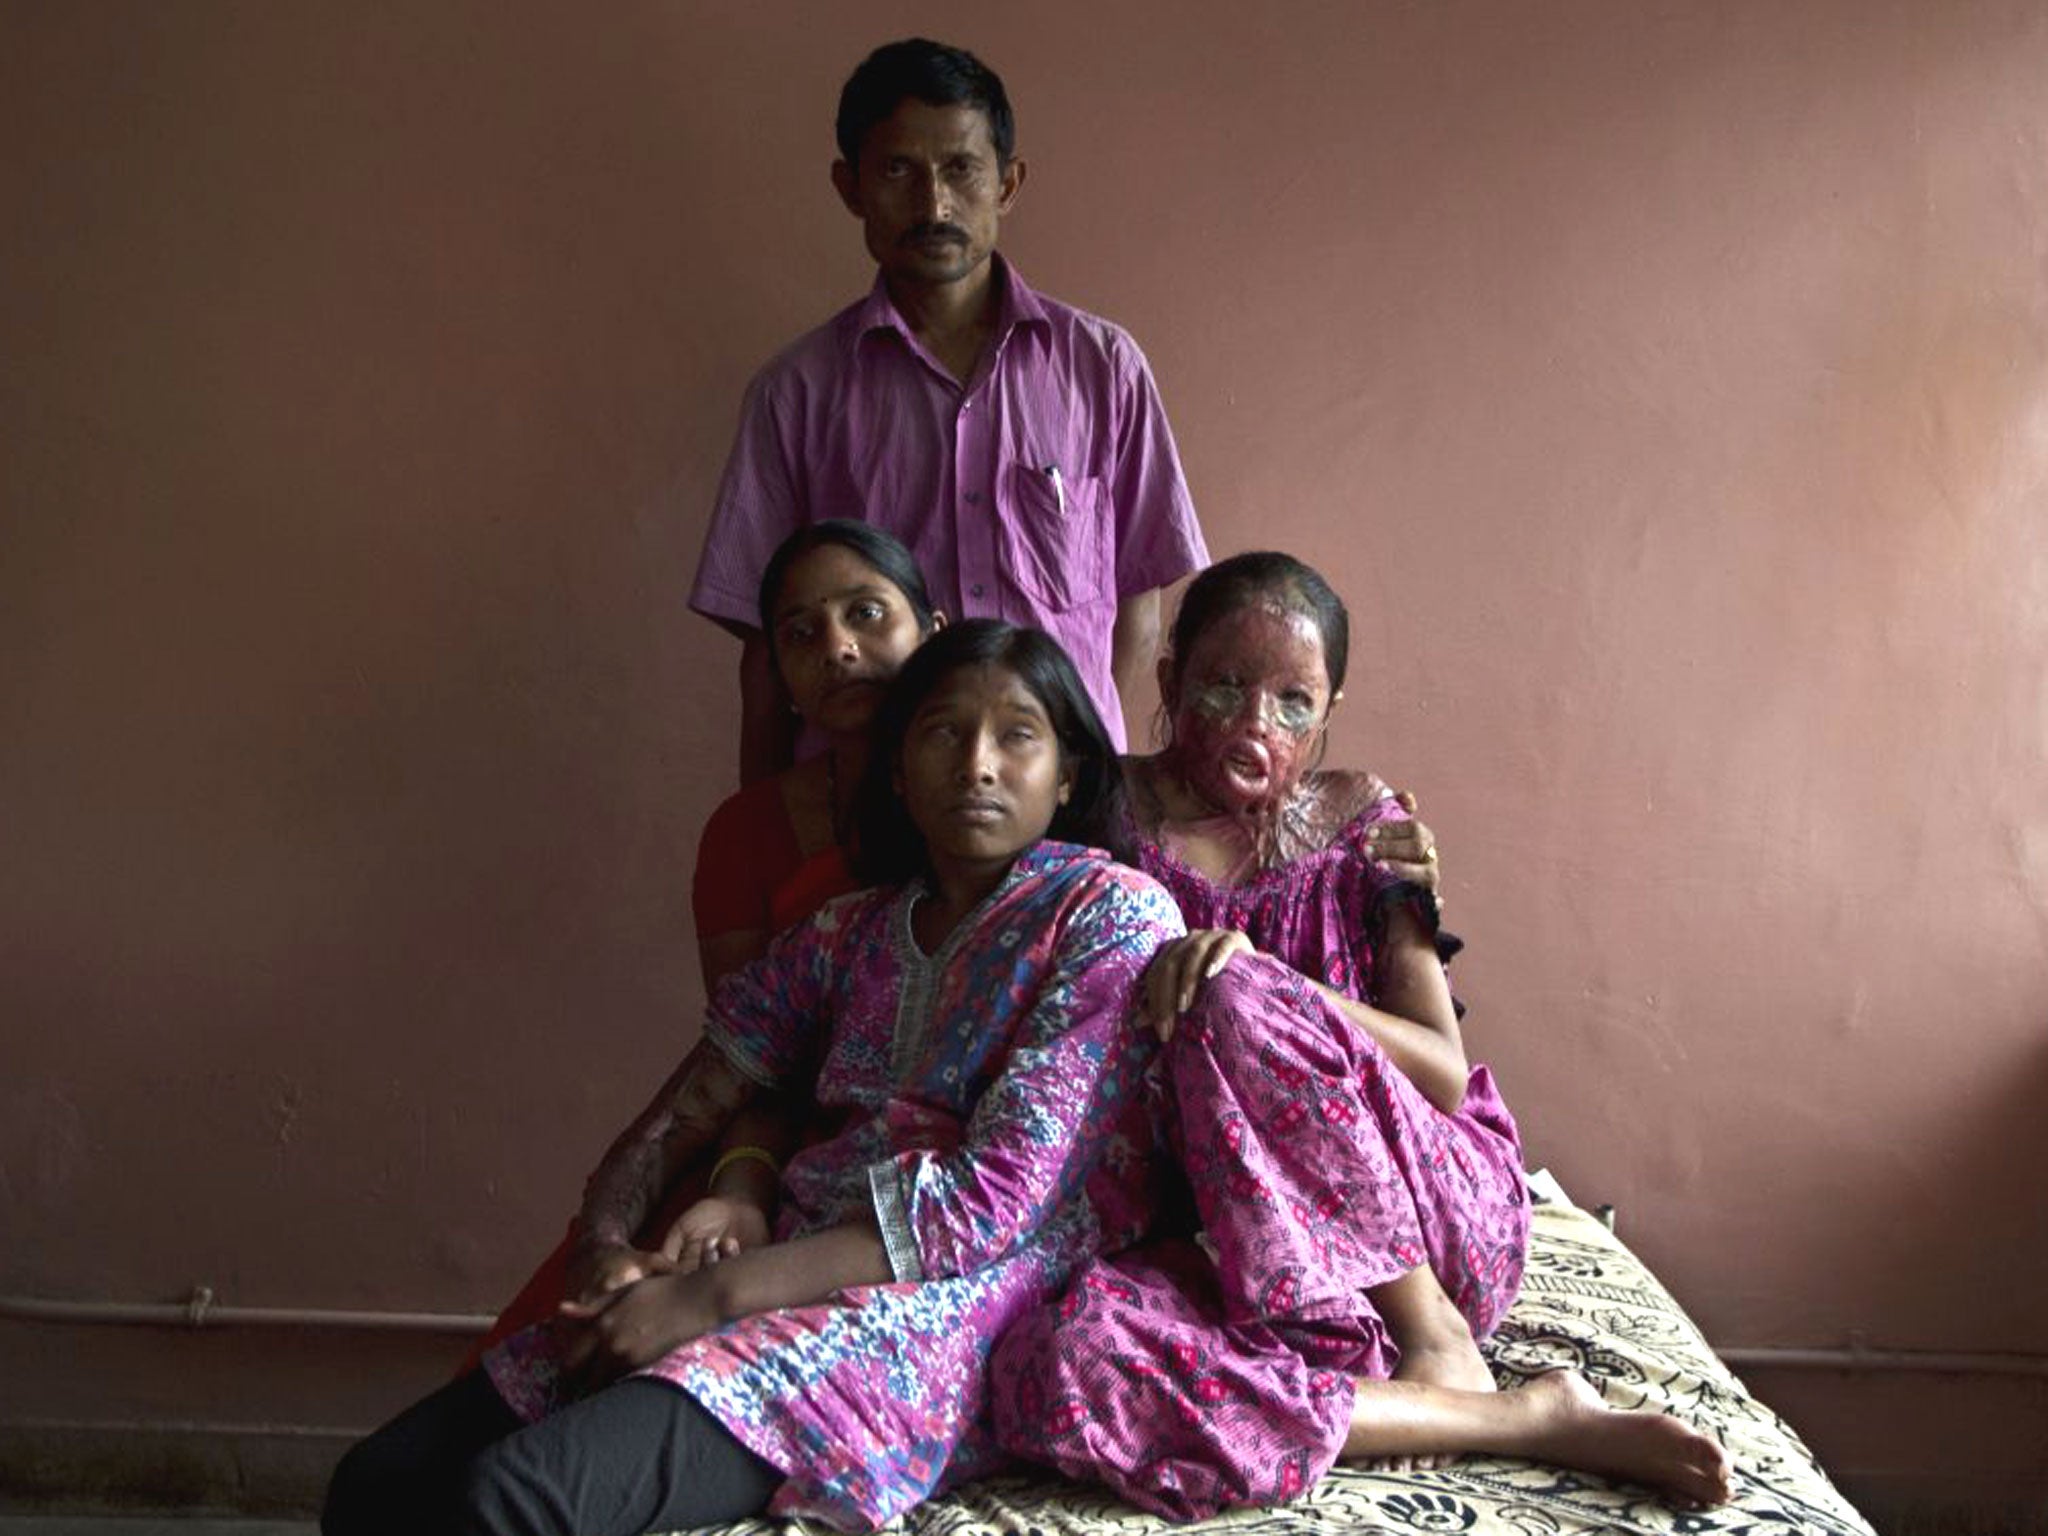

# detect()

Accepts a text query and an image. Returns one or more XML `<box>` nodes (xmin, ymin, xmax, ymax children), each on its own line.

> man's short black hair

<box><xmin>835</xmin><ymin>38</ymin><xmax>1016</xmax><ymax>168</ymax></box>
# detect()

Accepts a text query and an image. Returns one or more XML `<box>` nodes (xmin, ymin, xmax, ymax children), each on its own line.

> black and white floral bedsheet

<box><xmin>681</xmin><ymin>1193</ymin><xmax>1872</xmax><ymax>1536</ymax></box>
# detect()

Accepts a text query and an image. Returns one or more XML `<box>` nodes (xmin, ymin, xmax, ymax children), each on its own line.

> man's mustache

<box><xmin>901</xmin><ymin>223</ymin><xmax>969</xmax><ymax>247</ymax></box>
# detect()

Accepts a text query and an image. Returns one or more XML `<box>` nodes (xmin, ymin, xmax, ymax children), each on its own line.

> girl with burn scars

<box><xmin>461</xmin><ymin>522</ymin><xmax>948</xmax><ymax>1365</ymax></box>
<box><xmin>990</xmin><ymin>552</ymin><xmax>1733</xmax><ymax>1519</ymax></box>
<box><xmin>325</xmin><ymin>622</ymin><xmax>1183</xmax><ymax>1536</ymax></box>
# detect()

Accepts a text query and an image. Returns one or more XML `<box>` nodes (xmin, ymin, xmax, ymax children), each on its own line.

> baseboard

<box><xmin>0</xmin><ymin>1421</ymin><xmax>350</xmax><ymax>1516</ymax></box>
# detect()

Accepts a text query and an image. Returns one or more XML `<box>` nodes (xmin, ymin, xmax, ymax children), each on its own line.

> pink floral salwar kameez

<box><xmin>992</xmin><ymin>788</ymin><xmax>1529</xmax><ymax>1521</ymax></box>
<box><xmin>487</xmin><ymin>843</ymin><xmax>1182</xmax><ymax>1531</ymax></box>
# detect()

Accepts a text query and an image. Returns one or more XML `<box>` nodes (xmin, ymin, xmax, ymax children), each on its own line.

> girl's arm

<box><xmin>568</xmin><ymin>896</ymin><xmax>846</xmax><ymax>1300</ymax></box>
<box><xmin>1312</xmin><ymin>901</ymin><xmax>1469</xmax><ymax>1113</ymax></box>
<box><xmin>680</xmin><ymin>774</ymin><xmax>825</xmax><ymax>1267</ymax></box>
<box><xmin>676</xmin><ymin>925</ymin><xmax>792</xmax><ymax>1276</ymax></box>
<box><xmin>561</xmin><ymin>872</ymin><xmax>1180</xmax><ymax>1382</ymax></box>
<box><xmin>565</xmin><ymin>1041</ymin><xmax>762</xmax><ymax>1301</ymax></box>
<box><xmin>565</xmin><ymin>873</ymin><xmax>1183</xmax><ymax>1381</ymax></box>
<box><xmin>657</xmin><ymin>1092</ymin><xmax>801</xmax><ymax>1272</ymax></box>
<box><xmin>1145</xmin><ymin>905</ymin><xmax>1468</xmax><ymax>1113</ymax></box>
<box><xmin>562</xmin><ymin>1217</ymin><xmax>892</xmax><ymax>1383</ymax></box>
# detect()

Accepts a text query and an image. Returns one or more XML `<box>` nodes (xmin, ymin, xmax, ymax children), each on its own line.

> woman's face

<box><xmin>897</xmin><ymin>662</ymin><xmax>1073</xmax><ymax>880</ymax></box>
<box><xmin>769</xmin><ymin>543</ymin><xmax>929</xmax><ymax>736</ymax></box>
<box><xmin>1166</xmin><ymin>601</ymin><xmax>1335</xmax><ymax>815</ymax></box>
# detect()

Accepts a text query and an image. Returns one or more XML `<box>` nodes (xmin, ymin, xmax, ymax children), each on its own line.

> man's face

<box><xmin>832</xmin><ymin>99</ymin><xmax>1025</xmax><ymax>294</ymax></box>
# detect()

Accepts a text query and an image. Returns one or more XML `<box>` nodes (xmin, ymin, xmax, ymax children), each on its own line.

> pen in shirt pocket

<box><xmin>1043</xmin><ymin>463</ymin><xmax>1067</xmax><ymax>516</ymax></box>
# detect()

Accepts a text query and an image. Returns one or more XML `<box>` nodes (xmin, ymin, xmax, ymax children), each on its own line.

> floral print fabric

<box><xmin>486</xmin><ymin>842</ymin><xmax>1182</xmax><ymax>1531</ymax></box>
<box><xmin>991</xmin><ymin>790</ymin><xmax>1529</xmax><ymax>1520</ymax></box>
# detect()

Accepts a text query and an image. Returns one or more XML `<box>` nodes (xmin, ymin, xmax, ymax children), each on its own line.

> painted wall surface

<box><xmin>5</xmin><ymin>0</ymin><xmax>2046</xmax><ymax>1489</ymax></box>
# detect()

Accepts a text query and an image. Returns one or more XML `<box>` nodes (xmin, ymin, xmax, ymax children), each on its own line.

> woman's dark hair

<box><xmin>835</xmin><ymin>38</ymin><xmax>1016</xmax><ymax>167</ymax></box>
<box><xmin>756</xmin><ymin>520</ymin><xmax>937</xmax><ymax>662</ymax></box>
<box><xmin>1165</xmin><ymin>551</ymin><xmax>1351</xmax><ymax>695</ymax></box>
<box><xmin>852</xmin><ymin>620</ymin><xmax>1124</xmax><ymax>886</ymax></box>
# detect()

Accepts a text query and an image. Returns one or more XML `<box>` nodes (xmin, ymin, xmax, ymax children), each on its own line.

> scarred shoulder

<box><xmin>1304</xmin><ymin>768</ymin><xmax>1405</xmax><ymax>845</ymax></box>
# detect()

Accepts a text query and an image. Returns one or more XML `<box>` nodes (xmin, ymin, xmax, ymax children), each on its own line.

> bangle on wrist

<box><xmin>709</xmin><ymin>1145</ymin><xmax>780</xmax><ymax>1187</ymax></box>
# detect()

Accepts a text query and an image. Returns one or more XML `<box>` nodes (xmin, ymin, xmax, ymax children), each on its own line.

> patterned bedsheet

<box><xmin>680</xmin><ymin>1188</ymin><xmax>1873</xmax><ymax>1536</ymax></box>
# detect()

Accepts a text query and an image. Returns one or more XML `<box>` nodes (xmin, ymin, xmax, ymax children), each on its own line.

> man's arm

<box><xmin>1111</xmin><ymin>588</ymin><xmax>1163</xmax><ymax>742</ymax></box>
<box><xmin>693</xmin><ymin>357</ymin><xmax>813</xmax><ymax>785</ymax></box>
<box><xmin>738</xmin><ymin>629</ymin><xmax>797</xmax><ymax>785</ymax></box>
<box><xmin>1101</xmin><ymin>334</ymin><xmax>1207</xmax><ymax>717</ymax></box>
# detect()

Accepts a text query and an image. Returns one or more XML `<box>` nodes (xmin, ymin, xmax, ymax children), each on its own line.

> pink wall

<box><xmin>5</xmin><ymin>0</ymin><xmax>2046</xmax><ymax>1498</ymax></box>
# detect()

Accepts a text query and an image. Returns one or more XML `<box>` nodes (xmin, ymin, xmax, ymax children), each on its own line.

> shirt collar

<box><xmin>849</xmin><ymin>254</ymin><xmax>1050</xmax><ymax>362</ymax></box>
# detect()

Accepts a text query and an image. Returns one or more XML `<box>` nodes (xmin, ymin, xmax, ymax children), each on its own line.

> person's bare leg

<box><xmin>1372</xmin><ymin>1263</ymin><xmax>1495</xmax><ymax>1392</ymax></box>
<box><xmin>1341</xmin><ymin>1371</ymin><xmax>1733</xmax><ymax>1508</ymax></box>
<box><xmin>1365</xmin><ymin>1263</ymin><xmax>1494</xmax><ymax>1469</ymax></box>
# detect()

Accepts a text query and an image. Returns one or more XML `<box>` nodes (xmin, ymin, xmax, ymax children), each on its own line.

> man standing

<box><xmin>690</xmin><ymin>38</ymin><xmax>1208</xmax><ymax>780</ymax></box>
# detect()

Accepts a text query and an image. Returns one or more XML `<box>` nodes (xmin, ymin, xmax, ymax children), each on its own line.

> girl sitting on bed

<box><xmin>667</xmin><ymin>519</ymin><xmax>951</xmax><ymax>1268</ymax></box>
<box><xmin>464</xmin><ymin>521</ymin><xmax>946</xmax><ymax>1358</ymax></box>
<box><xmin>323</xmin><ymin>619</ymin><xmax>1184</xmax><ymax>1536</ymax></box>
<box><xmin>991</xmin><ymin>551</ymin><xmax>1733</xmax><ymax>1517</ymax></box>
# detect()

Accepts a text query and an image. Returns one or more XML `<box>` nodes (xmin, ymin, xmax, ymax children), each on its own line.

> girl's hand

<box><xmin>660</xmin><ymin>1196</ymin><xmax>771</xmax><ymax>1275</ymax></box>
<box><xmin>561</xmin><ymin>1240</ymin><xmax>675</xmax><ymax>1309</ymax></box>
<box><xmin>1364</xmin><ymin>789</ymin><xmax>1441</xmax><ymax>894</ymax></box>
<box><xmin>558</xmin><ymin>1268</ymin><xmax>722</xmax><ymax>1388</ymax></box>
<box><xmin>1143</xmin><ymin>929</ymin><xmax>1254</xmax><ymax>1041</ymax></box>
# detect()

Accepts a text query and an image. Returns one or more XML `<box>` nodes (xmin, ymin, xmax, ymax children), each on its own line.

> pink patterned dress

<box><xmin>991</xmin><ymin>786</ymin><xmax>1529</xmax><ymax>1521</ymax></box>
<box><xmin>486</xmin><ymin>842</ymin><xmax>1183</xmax><ymax>1532</ymax></box>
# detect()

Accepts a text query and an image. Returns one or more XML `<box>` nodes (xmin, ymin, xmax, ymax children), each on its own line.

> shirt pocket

<box><xmin>995</xmin><ymin>463</ymin><xmax>1109</xmax><ymax>614</ymax></box>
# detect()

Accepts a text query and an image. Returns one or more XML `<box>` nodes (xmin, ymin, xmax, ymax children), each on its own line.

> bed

<box><xmin>689</xmin><ymin>1177</ymin><xmax>1874</xmax><ymax>1536</ymax></box>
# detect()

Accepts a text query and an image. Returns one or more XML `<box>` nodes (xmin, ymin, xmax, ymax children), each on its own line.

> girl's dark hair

<box><xmin>835</xmin><ymin>38</ymin><xmax>1016</xmax><ymax>167</ymax></box>
<box><xmin>852</xmin><ymin>620</ymin><xmax>1125</xmax><ymax>886</ymax></box>
<box><xmin>1165</xmin><ymin>551</ymin><xmax>1351</xmax><ymax>694</ymax></box>
<box><xmin>756</xmin><ymin>520</ymin><xmax>937</xmax><ymax>661</ymax></box>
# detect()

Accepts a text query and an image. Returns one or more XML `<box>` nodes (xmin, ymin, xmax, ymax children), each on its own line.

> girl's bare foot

<box><xmin>1508</xmin><ymin>1371</ymin><xmax>1734</xmax><ymax>1507</ymax></box>
<box><xmin>1340</xmin><ymin>1369</ymin><xmax>1733</xmax><ymax>1507</ymax></box>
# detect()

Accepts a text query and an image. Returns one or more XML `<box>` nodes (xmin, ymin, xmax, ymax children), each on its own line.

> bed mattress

<box><xmin>678</xmin><ymin>1186</ymin><xmax>1872</xmax><ymax>1536</ymax></box>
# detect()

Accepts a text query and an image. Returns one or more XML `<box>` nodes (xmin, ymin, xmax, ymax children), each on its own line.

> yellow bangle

<box><xmin>709</xmin><ymin>1145</ymin><xmax>780</xmax><ymax>1187</ymax></box>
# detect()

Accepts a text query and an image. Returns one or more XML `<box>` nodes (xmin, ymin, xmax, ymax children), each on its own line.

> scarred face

<box><xmin>1164</xmin><ymin>603</ymin><xmax>1335</xmax><ymax>816</ymax></box>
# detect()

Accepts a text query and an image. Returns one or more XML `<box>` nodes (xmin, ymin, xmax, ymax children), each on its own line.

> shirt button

<box><xmin>970</xmin><ymin>584</ymin><xmax>986</xmax><ymax>597</ymax></box>
<box><xmin>964</xmin><ymin>492</ymin><xmax>983</xmax><ymax>506</ymax></box>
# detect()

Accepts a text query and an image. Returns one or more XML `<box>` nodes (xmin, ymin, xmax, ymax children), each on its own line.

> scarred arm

<box><xmin>564</xmin><ymin>1040</ymin><xmax>762</xmax><ymax>1304</ymax></box>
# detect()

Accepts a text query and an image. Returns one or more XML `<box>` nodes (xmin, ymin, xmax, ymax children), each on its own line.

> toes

<box><xmin>1675</xmin><ymin>1439</ymin><xmax>1734</xmax><ymax>1506</ymax></box>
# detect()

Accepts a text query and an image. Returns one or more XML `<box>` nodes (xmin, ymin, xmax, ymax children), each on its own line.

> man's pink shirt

<box><xmin>689</xmin><ymin>259</ymin><xmax>1207</xmax><ymax>747</ymax></box>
